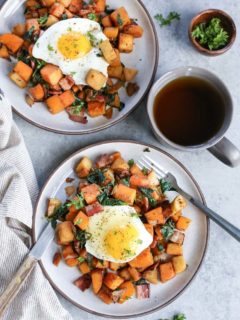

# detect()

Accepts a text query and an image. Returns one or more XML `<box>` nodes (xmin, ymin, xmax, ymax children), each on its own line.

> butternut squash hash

<box><xmin>47</xmin><ymin>152</ymin><xmax>192</xmax><ymax>304</ymax></box>
<box><xmin>0</xmin><ymin>1</ymin><xmax>143</xmax><ymax>123</ymax></box>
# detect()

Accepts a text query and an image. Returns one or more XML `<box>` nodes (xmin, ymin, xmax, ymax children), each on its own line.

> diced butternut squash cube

<box><xmin>13</xmin><ymin>61</ymin><xmax>33</xmax><ymax>82</ymax></box>
<box><xmin>123</xmin><ymin>68</ymin><xmax>138</xmax><ymax>82</ymax></box>
<box><xmin>75</xmin><ymin>156</ymin><xmax>92</xmax><ymax>178</ymax></box>
<box><xmin>26</xmin><ymin>19</ymin><xmax>39</xmax><ymax>31</ymax></box>
<box><xmin>59</xmin><ymin>90</ymin><xmax>75</xmax><ymax>107</ymax></box>
<box><xmin>118</xmin><ymin>33</ymin><xmax>133</xmax><ymax>53</ymax></box>
<box><xmin>176</xmin><ymin>216</ymin><xmax>192</xmax><ymax>231</ymax></box>
<box><xmin>129</xmin><ymin>175</ymin><xmax>149</xmax><ymax>188</ymax></box>
<box><xmin>118</xmin><ymin>281</ymin><xmax>135</xmax><ymax>304</ymax></box>
<box><xmin>62</xmin><ymin>245</ymin><xmax>77</xmax><ymax>259</ymax></box>
<box><xmin>109</xmin><ymin>262</ymin><xmax>121</xmax><ymax>271</ymax></box>
<box><xmin>46</xmin><ymin>95</ymin><xmax>65</xmax><ymax>114</ymax></box>
<box><xmin>53</xmin><ymin>251</ymin><xmax>62</xmax><ymax>266</ymax></box>
<box><xmin>104</xmin><ymin>272</ymin><xmax>124</xmax><ymax>290</ymax></box>
<box><xmin>104</xmin><ymin>27</ymin><xmax>119</xmax><ymax>40</ymax></box>
<box><xmin>58</xmin><ymin>0</ymin><xmax>71</xmax><ymax>7</ymax></box>
<box><xmin>144</xmin><ymin>223</ymin><xmax>154</xmax><ymax>236</ymax></box>
<box><xmin>96</xmin><ymin>260</ymin><xmax>109</xmax><ymax>269</ymax></box>
<box><xmin>79</xmin><ymin>261</ymin><xmax>90</xmax><ymax>274</ymax></box>
<box><xmin>107</xmin><ymin>65</ymin><xmax>123</xmax><ymax>79</ymax></box>
<box><xmin>159</xmin><ymin>262</ymin><xmax>176</xmax><ymax>282</ymax></box>
<box><xmin>65</xmin><ymin>258</ymin><xmax>79</xmax><ymax>267</ymax></box>
<box><xmin>172</xmin><ymin>256</ymin><xmax>186</xmax><ymax>274</ymax></box>
<box><xmin>91</xmin><ymin>269</ymin><xmax>103</xmax><ymax>293</ymax></box>
<box><xmin>8</xmin><ymin>71</ymin><xmax>27</xmax><ymax>88</ymax></box>
<box><xmin>0</xmin><ymin>44</ymin><xmax>9</xmax><ymax>59</ymax></box>
<box><xmin>128</xmin><ymin>267</ymin><xmax>141</xmax><ymax>281</ymax></box>
<box><xmin>109</xmin><ymin>49</ymin><xmax>121</xmax><ymax>67</ymax></box>
<box><xmin>99</xmin><ymin>40</ymin><xmax>117</xmax><ymax>63</ymax></box>
<box><xmin>123</xmin><ymin>24</ymin><xmax>144</xmax><ymax>38</ymax></box>
<box><xmin>40</xmin><ymin>64</ymin><xmax>63</xmax><ymax>85</ymax></box>
<box><xmin>50</xmin><ymin>2</ymin><xmax>65</xmax><ymax>17</ymax></box>
<box><xmin>97</xmin><ymin>288</ymin><xmax>112</xmax><ymax>304</ymax></box>
<box><xmin>166</xmin><ymin>243</ymin><xmax>183</xmax><ymax>255</ymax></box>
<box><xmin>41</xmin><ymin>0</ymin><xmax>56</xmax><ymax>7</ymax></box>
<box><xmin>94</xmin><ymin>0</ymin><xmax>106</xmax><ymax>12</ymax></box>
<box><xmin>110</xmin><ymin>7</ymin><xmax>130</xmax><ymax>29</ymax></box>
<box><xmin>88</xmin><ymin>101</ymin><xmax>106</xmax><ymax>117</ymax></box>
<box><xmin>68</xmin><ymin>0</ymin><xmax>82</xmax><ymax>13</ymax></box>
<box><xmin>28</xmin><ymin>84</ymin><xmax>45</xmax><ymax>101</ymax></box>
<box><xmin>129</xmin><ymin>248</ymin><xmax>154</xmax><ymax>270</ymax></box>
<box><xmin>81</xmin><ymin>183</ymin><xmax>100</xmax><ymax>204</ymax></box>
<box><xmin>73</xmin><ymin>211</ymin><xmax>89</xmax><ymax>230</ymax></box>
<box><xmin>172</xmin><ymin>210</ymin><xmax>182</xmax><ymax>222</ymax></box>
<box><xmin>56</xmin><ymin>221</ymin><xmax>75</xmax><ymax>245</ymax></box>
<box><xmin>118</xmin><ymin>267</ymin><xmax>131</xmax><ymax>280</ymax></box>
<box><xmin>0</xmin><ymin>34</ymin><xmax>24</xmax><ymax>53</ymax></box>
<box><xmin>130</xmin><ymin>163</ymin><xmax>144</xmax><ymax>176</ymax></box>
<box><xmin>86</xmin><ymin>69</ymin><xmax>107</xmax><ymax>90</ymax></box>
<box><xmin>102</xmin><ymin>15</ymin><xmax>113</xmax><ymax>27</ymax></box>
<box><xmin>12</xmin><ymin>23</ymin><xmax>26</xmax><ymax>37</ymax></box>
<box><xmin>145</xmin><ymin>207</ymin><xmax>165</xmax><ymax>225</ymax></box>
<box><xmin>112</xmin><ymin>184</ymin><xmax>136</xmax><ymax>205</ymax></box>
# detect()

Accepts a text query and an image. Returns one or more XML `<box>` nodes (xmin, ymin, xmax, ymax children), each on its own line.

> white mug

<box><xmin>147</xmin><ymin>66</ymin><xmax>240</xmax><ymax>167</ymax></box>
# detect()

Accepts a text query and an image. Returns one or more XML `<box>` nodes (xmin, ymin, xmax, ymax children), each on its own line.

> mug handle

<box><xmin>208</xmin><ymin>137</ymin><xmax>240</xmax><ymax>167</ymax></box>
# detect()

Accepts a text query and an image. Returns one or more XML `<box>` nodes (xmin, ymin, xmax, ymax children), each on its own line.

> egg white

<box><xmin>85</xmin><ymin>206</ymin><xmax>153</xmax><ymax>263</ymax></box>
<box><xmin>32</xmin><ymin>18</ymin><xmax>109</xmax><ymax>85</ymax></box>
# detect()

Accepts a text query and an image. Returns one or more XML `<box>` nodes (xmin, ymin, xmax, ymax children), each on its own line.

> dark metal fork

<box><xmin>137</xmin><ymin>154</ymin><xmax>240</xmax><ymax>242</ymax></box>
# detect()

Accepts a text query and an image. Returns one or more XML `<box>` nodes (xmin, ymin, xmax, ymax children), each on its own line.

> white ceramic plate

<box><xmin>0</xmin><ymin>0</ymin><xmax>158</xmax><ymax>134</ymax></box>
<box><xmin>33</xmin><ymin>141</ymin><xmax>209</xmax><ymax>318</ymax></box>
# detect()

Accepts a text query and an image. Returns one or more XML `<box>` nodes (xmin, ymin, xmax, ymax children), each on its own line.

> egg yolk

<box><xmin>57</xmin><ymin>32</ymin><xmax>92</xmax><ymax>59</ymax></box>
<box><xmin>104</xmin><ymin>225</ymin><xmax>139</xmax><ymax>260</ymax></box>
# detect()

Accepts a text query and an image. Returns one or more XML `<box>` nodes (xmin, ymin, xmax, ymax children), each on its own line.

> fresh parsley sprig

<box><xmin>155</xmin><ymin>11</ymin><xmax>181</xmax><ymax>27</ymax></box>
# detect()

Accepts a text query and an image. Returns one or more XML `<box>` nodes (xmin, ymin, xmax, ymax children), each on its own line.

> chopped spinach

<box><xmin>142</xmin><ymin>166</ymin><xmax>148</xmax><ymax>175</ymax></box>
<box><xmin>48</xmin><ymin>203</ymin><xmax>69</xmax><ymax>229</ymax></box>
<box><xmin>87</xmin><ymin>169</ymin><xmax>105</xmax><ymax>184</ymax></box>
<box><xmin>61</xmin><ymin>13</ymin><xmax>68</xmax><ymax>20</ymax></box>
<box><xmin>121</xmin><ymin>177</ymin><xmax>130</xmax><ymax>186</ymax></box>
<box><xmin>66</xmin><ymin>193</ymin><xmax>85</xmax><ymax>210</ymax></box>
<box><xmin>88</xmin><ymin>13</ymin><xmax>97</xmax><ymax>21</ymax></box>
<box><xmin>160</xmin><ymin>178</ymin><xmax>173</xmax><ymax>193</ymax></box>
<box><xmin>76</xmin><ymin>230</ymin><xmax>92</xmax><ymax>248</ymax></box>
<box><xmin>86</xmin><ymin>31</ymin><xmax>97</xmax><ymax>46</ymax></box>
<box><xmin>117</xmin><ymin>14</ymin><xmax>123</xmax><ymax>26</ymax></box>
<box><xmin>134</xmin><ymin>278</ymin><xmax>148</xmax><ymax>285</ymax></box>
<box><xmin>24</xmin><ymin>26</ymin><xmax>35</xmax><ymax>41</ymax></box>
<box><xmin>161</xmin><ymin>219</ymin><xmax>175</xmax><ymax>240</ymax></box>
<box><xmin>77</xmin><ymin>257</ymin><xmax>85</xmax><ymax>263</ymax></box>
<box><xmin>97</xmin><ymin>194</ymin><xmax>126</xmax><ymax>206</ymax></box>
<box><xmin>143</xmin><ymin>147</ymin><xmax>150</xmax><ymax>152</ymax></box>
<box><xmin>139</xmin><ymin>187</ymin><xmax>157</xmax><ymax>207</ymax></box>
<box><xmin>128</xmin><ymin>159</ymin><xmax>134</xmax><ymax>167</ymax></box>
<box><xmin>157</xmin><ymin>242</ymin><xmax>164</xmax><ymax>252</ymax></box>
<box><xmin>38</xmin><ymin>14</ymin><xmax>48</xmax><ymax>25</ymax></box>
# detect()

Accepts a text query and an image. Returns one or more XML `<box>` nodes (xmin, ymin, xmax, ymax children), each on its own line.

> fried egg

<box><xmin>85</xmin><ymin>206</ymin><xmax>153</xmax><ymax>263</ymax></box>
<box><xmin>32</xmin><ymin>18</ymin><xmax>109</xmax><ymax>85</ymax></box>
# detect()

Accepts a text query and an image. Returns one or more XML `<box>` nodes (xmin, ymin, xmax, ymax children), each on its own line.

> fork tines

<box><xmin>137</xmin><ymin>154</ymin><xmax>168</xmax><ymax>179</ymax></box>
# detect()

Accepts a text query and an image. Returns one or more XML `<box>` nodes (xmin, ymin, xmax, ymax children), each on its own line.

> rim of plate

<box><xmin>32</xmin><ymin>140</ymin><xmax>209</xmax><ymax>318</ymax></box>
<box><xmin>0</xmin><ymin>0</ymin><xmax>159</xmax><ymax>135</ymax></box>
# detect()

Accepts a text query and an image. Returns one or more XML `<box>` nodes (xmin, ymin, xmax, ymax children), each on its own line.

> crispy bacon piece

<box><xmin>142</xmin><ymin>196</ymin><xmax>149</xmax><ymax>213</ymax></box>
<box><xmin>169</xmin><ymin>230</ymin><xmax>185</xmax><ymax>245</ymax></box>
<box><xmin>59</xmin><ymin>76</ymin><xmax>75</xmax><ymax>90</ymax></box>
<box><xmin>136</xmin><ymin>284</ymin><xmax>150</xmax><ymax>300</ymax></box>
<box><xmin>66</xmin><ymin>107</ymin><xmax>88</xmax><ymax>124</ymax></box>
<box><xmin>117</xmin><ymin>170</ymin><xmax>130</xmax><ymax>179</ymax></box>
<box><xmin>73</xmin><ymin>240</ymin><xmax>81</xmax><ymax>254</ymax></box>
<box><xmin>85</xmin><ymin>202</ymin><xmax>103</xmax><ymax>216</ymax></box>
<box><xmin>74</xmin><ymin>274</ymin><xmax>92</xmax><ymax>292</ymax></box>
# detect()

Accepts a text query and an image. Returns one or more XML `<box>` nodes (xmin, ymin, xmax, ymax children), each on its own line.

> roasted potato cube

<box><xmin>50</xmin><ymin>2</ymin><xmax>65</xmax><ymax>18</ymax></box>
<box><xmin>8</xmin><ymin>71</ymin><xmax>27</xmax><ymax>88</ymax></box>
<box><xmin>58</xmin><ymin>0</ymin><xmax>71</xmax><ymax>7</ymax></box>
<box><xmin>86</xmin><ymin>69</ymin><xmax>107</xmax><ymax>90</ymax></box>
<box><xmin>56</xmin><ymin>221</ymin><xmax>75</xmax><ymax>245</ymax></box>
<box><xmin>94</xmin><ymin>0</ymin><xmax>106</xmax><ymax>12</ymax></box>
<box><xmin>107</xmin><ymin>65</ymin><xmax>123</xmax><ymax>79</ymax></box>
<box><xmin>97</xmin><ymin>287</ymin><xmax>112</xmax><ymax>304</ymax></box>
<box><xmin>171</xmin><ymin>195</ymin><xmax>187</xmax><ymax>213</ymax></box>
<box><xmin>159</xmin><ymin>262</ymin><xmax>176</xmax><ymax>282</ymax></box>
<box><xmin>104</xmin><ymin>272</ymin><xmax>124</xmax><ymax>290</ymax></box>
<box><xmin>75</xmin><ymin>156</ymin><xmax>92</xmax><ymax>178</ymax></box>
<box><xmin>110</xmin><ymin>7</ymin><xmax>130</xmax><ymax>29</ymax></box>
<box><xmin>112</xmin><ymin>184</ymin><xmax>136</xmax><ymax>205</ymax></box>
<box><xmin>102</xmin><ymin>15</ymin><xmax>113</xmax><ymax>27</ymax></box>
<box><xmin>91</xmin><ymin>269</ymin><xmax>104</xmax><ymax>294</ymax></box>
<box><xmin>109</xmin><ymin>49</ymin><xmax>121</xmax><ymax>67</ymax></box>
<box><xmin>100</xmin><ymin>40</ymin><xmax>117</xmax><ymax>63</ymax></box>
<box><xmin>26</xmin><ymin>18</ymin><xmax>40</xmax><ymax>31</ymax></box>
<box><xmin>166</xmin><ymin>243</ymin><xmax>183</xmax><ymax>255</ymax></box>
<box><xmin>118</xmin><ymin>281</ymin><xmax>135</xmax><ymax>304</ymax></box>
<box><xmin>79</xmin><ymin>262</ymin><xmax>90</xmax><ymax>274</ymax></box>
<box><xmin>143</xmin><ymin>268</ymin><xmax>158</xmax><ymax>284</ymax></box>
<box><xmin>47</xmin><ymin>198</ymin><xmax>62</xmax><ymax>217</ymax></box>
<box><xmin>123</xmin><ymin>24</ymin><xmax>144</xmax><ymax>38</ymax></box>
<box><xmin>12</xmin><ymin>23</ymin><xmax>26</xmax><ymax>37</ymax></box>
<box><xmin>88</xmin><ymin>101</ymin><xmax>106</xmax><ymax>117</ymax></box>
<box><xmin>128</xmin><ymin>267</ymin><xmax>141</xmax><ymax>281</ymax></box>
<box><xmin>145</xmin><ymin>207</ymin><xmax>165</xmax><ymax>225</ymax></box>
<box><xmin>118</xmin><ymin>33</ymin><xmax>133</xmax><ymax>53</ymax></box>
<box><xmin>176</xmin><ymin>216</ymin><xmax>192</xmax><ymax>231</ymax></box>
<box><xmin>104</xmin><ymin>27</ymin><xmax>119</xmax><ymax>40</ymax></box>
<box><xmin>118</xmin><ymin>267</ymin><xmax>131</xmax><ymax>280</ymax></box>
<box><xmin>103</xmin><ymin>168</ymin><xmax>115</xmax><ymax>185</ymax></box>
<box><xmin>45</xmin><ymin>14</ymin><xmax>59</xmax><ymax>27</ymax></box>
<box><xmin>172</xmin><ymin>255</ymin><xmax>186</xmax><ymax>274</ymax></box>
<box><xmin>123</xmin><ymin>68</ymin><xmax>138</xmax><ymax>82</ymax></box>
<box><xmin>111</xmin><ymin>157</ymin><xmax>129</xmax><ymax>172</ymax></box>
<box><xmin>171</xmin><ymin>210</ymin><xmax>182</xmax><ymax>222</ymax></box>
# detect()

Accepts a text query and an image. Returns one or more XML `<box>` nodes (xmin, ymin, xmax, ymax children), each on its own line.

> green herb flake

<box><xmin>134</xmin><ymin>278</ymin><xmax>147</xmax><ymax>285</ymax></box>
<box><xmin>136</xmin><ymin>239</ymin><xmax>143</xmax><ymax>244</ymax></box>
<box><xmin>191</xmin><ymin>18</ymin><xmax>229</xmax><ymax>50</ymax></box>
<box><xmin>87</xmin><ymin>169</ymin><xmax>105</xmax><ymax>184</ymax></box>
<box><xmin>76</xmin><ymin>230</ymin><xmax>92</xmax><ymax>248</ymax></box>
<box><xmin>88</xmin><ymin>13</ymin><xmax>97</xmax><ymax>21</ymax></box>
<box><xmin>77</xmin><ymin>257</ymin><xmax>85</xmax><ymax>263</ymax></box>
<box><xmin>157</xmin><ymin>242</ymin><xmax>164</xmax><ymax>252</ymax></box>
<box><xmin>160</xmin><ymin>178</ymin><xmax>173</xmax><ymax>193</ymax></box>
<box><xmin>86</xmin><ymin>31</ymin><xmax>97</xmax><ymax>46</ymax></box>
<box><xmin>48</xmin><ymin>44</ymin><xmax>54</xmax><ymax>51</ymax></box>
<box><xmin>66</xmin><ymin>193</ymin><xmax>85</xmax><ymax>210</ymax></box>
<box><xmin>128</xmin><ymin>159</ymin><xmax>134</xmax><ymax>167</ymax></box>
<box><xmin>173</xmin><ymin>314</ymin><xmax>186</xmax><ymax>320</ymax></box>
<box><xmin>139</xmin><ymin>187</ymin><xmax>157</xmax><ymax>207</ymax></box>
<box><xmin>142</xmin><ymin>166</ymin><xmax>148</xmax><ymax>175</ymax></box>
<box><xmin>121</xmin><ymin>177</ymin><xmax>130</xmax><ymax>186</ymax></box>
<box><xmin>74</xmin><ymin>218</ymin><xmax>83</xmax><ymax>226</ymax></box>
<box><xmin>24</xmin><ymin>26</ymin><xmax>35</xmax><ymax>41</ymax></box>
<box><xmin>155</xmin><ymin>11</ymin><xmax>181</xmax><ymax>27</ymax></box>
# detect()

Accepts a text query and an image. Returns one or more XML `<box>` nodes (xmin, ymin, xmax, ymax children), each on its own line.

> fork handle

<box><xmin>0</xmin><ymin>255</ymin><xmax>37</xmax><ymax>318</ymax></box>
<box><xmin>176</xmin><ymin>187</ymin><xmax>240</xmax><ymax>242</ymax></box>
